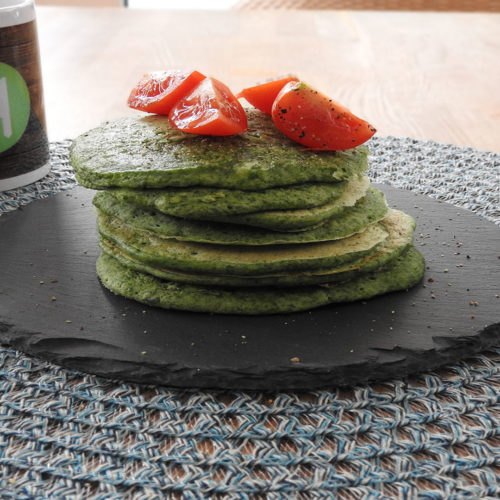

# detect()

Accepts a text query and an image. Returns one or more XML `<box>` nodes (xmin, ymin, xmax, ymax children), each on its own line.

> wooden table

<box><xmin>36</xmin><ymin>7</ymin><xmax>500</xmax><ymax>152</ymax></box>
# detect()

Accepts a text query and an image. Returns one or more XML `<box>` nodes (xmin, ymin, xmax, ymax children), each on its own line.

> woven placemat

<box><xmin>0</xmin><ymin>138</ymin><xmax>498</xmax><ymax>499</ymax></box>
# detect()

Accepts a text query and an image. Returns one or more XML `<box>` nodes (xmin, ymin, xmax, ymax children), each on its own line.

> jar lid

<box><xmin>0</xmin><ymin>1</ymin><xmax>35</xmax><ymax>29</ymax></box>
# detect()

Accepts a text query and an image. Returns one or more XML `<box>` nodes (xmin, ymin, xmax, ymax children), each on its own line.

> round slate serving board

<box><xmin>0</xmin><ymin>185</ymin><xmax>498</xmax><ymax>390</ymax></box>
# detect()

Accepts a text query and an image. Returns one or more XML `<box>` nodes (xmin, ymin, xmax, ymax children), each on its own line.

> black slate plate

<box><xmin>0</xmin><ymin>185</ymin><xmax>498</xmax><ymax>390</ymax></box>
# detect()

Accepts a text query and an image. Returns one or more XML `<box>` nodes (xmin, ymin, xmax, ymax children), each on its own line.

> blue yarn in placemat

<box><xmin>0</xmin><ymin>346</ymin><xmax>498</xmax><ymax>499</ymax></box>
<box><xmin>368</xmin><ymin>137</ymin><xmax>499</xmax><ymax>226</ymax></box>
<box><xmin>0</xmin><ymin>138</ymin><xmax>498</xmax><ymax>499</ymax></box>
<box><xmin>0</xmin><ymin>141</ymin><xmax>77</xmax><ymax>215</ymax></box>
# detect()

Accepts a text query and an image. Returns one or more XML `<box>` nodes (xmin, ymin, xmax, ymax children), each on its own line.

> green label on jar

<box><xmin>0</xmin><ymin>62</ymin><xmax>30</xmax><ymax>153</ymax></box>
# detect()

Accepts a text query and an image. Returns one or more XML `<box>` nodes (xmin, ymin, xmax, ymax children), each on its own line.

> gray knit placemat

<box><xmin>0</xmin><ymin>138</ymin><xmax>498</xmax><ymax>499</ymax></box>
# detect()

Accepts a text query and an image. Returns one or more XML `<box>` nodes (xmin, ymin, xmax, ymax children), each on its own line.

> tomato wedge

<box><xmin>127</xmin><ymin>70</ymin><xmax>206</xmax><ymax>114</ymax></box>
<box><xmin>271</xmin><ymin>81</ymin><xmax>376</xmax><ymax>151</ymax></box>
<box><xmin>237</xmin><ymin>76</ymin><xmax>298</xmax><ymax>114</ymax></box>
<box><xmin>169</xmin><ymin>77</ymin><xmax>248</xmax><ymax>136</ymax></box>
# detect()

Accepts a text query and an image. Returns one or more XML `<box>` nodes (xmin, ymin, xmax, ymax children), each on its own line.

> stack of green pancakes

<box><xmin>70</xmin><ymin>110</ymin><xmax>425</xmax><ymax>314</ymax></box>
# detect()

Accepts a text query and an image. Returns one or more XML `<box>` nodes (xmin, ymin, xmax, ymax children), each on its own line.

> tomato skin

<box><xmin>127</xmin><ymin>70</ymin><xmax>206</xmax><ymax>114</ymax></box>
<box><xmin>271</xmin><ymin>81</ymin><xmax>376</xmax><ymax>151</ymax></box>
<box><xmin>169</xmin><ymin>77</ymin><xmax>248</xmax><ymax>136</ymax></box>
<box><xmin>237</xmin><ymin>76</ymin><xmax>299</xmax><ymax>114</ymax></box>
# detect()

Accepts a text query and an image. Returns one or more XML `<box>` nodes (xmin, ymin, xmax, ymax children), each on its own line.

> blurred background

<box><xmin>32</xmin><ymin>0</ymin><xmax>500</xmax><ymax>151</ymax></box>
<box><xmin>35</xmin><ymin>1</ymin><xmax>500</xmax><ymax>10</ymax></box>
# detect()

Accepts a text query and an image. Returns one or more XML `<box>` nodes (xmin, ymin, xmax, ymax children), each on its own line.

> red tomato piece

<box><xmin>237</xmin><ymin>76</ymin><xmax>299</xmax><ymax>114</ymax></box>
<box><xmin>169</xmin><ymin>77</ymin><xmax>248</xmax><ymax>136</ymax></box>
<box><xmin>271</xmin><ymin>81</ymin><xmax>376</xmax><ymax>151</ymax></box>
<box><xmin>127</xmin><ymin>70</ymin><xmax>206</xmax><ymax>114</ymax></box>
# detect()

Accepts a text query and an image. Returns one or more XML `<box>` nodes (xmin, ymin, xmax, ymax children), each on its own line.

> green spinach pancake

<box><xmin>70</xmin><ymin>107</ymin><xmax>425</xmax><ymax>314</ymax></box>
<box><xmin>209</xmin><ymin>175</ymin><xmax>373</xmax><ymax>231</ymax></box>
<box><xmin>70</xmin><ymin>110</ymin><xmax>368</xmax><ymax>190</ymax></box>
<box><xmin>100</xmin><ymin>175</ymin><xmax>373</xmax><ymax>232</ymax></box>
<box><xmin>96</xmin><ymin>246</ymin><xmax>425</xmax><ymax>315</ymax></box>
<box><xmin>93</xmin><ymin>186</ymin><xmax>388</xmax><ymax>245</ymax></box>
<box><xmin>97</xmin><ymin>214</ymin><xmax>389</xmax><ymax>276</ymax></box>
<box><xmin>103</xmin><ymin>180</ymin><xmax>349</xmax><ymax>218</ymax></box>
<box><xmin>98</xmin><ymin>209</ymin><xmax>416</xmax><ymax>287</ymax></box>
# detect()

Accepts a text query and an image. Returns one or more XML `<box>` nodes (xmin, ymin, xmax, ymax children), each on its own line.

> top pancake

<box><xmin>70</xmin><ymin>110</ymin><xmax>369</xmax><ymax>190</ymax></box>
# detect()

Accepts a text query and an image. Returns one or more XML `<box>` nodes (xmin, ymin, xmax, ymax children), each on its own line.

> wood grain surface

<box><xmin>36</xmin><ymin>7</ymin><xmax>500</xmax><ymax>152</ymax></box>
<box><xmin>235</xmin><ymin>0</ymin><xmax>500</xmax><ymax>11</ymax></box>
